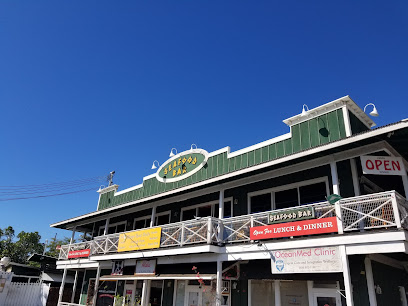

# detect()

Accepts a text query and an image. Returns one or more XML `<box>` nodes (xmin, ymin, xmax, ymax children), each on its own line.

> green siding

<box><xmin>98</xmin><ymin>109</ymin><xmax>348</xmax><ymax>210</ymax></box>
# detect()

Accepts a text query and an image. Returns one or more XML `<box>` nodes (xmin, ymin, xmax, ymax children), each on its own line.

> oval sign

<box><xmin>156</xmin><ymin>149</ymin><xmax>209</xmax><ymax>183</ymax></box>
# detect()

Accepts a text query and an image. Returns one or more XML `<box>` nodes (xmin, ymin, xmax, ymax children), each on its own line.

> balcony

<box><xmin>58</xmin><ymin>191</ymin><xmax>408</xmax><ymax>260</ymax></box>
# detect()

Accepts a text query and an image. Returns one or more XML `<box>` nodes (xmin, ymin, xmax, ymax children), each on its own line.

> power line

<box><xmin>0</xmin><ymin>176</ymin><xmax>106</xmax><ymax>189</ymax></box>
<box><xmin>0</xmin><ymin>174</ymin><xmax>112</xmax><ymax>202</ymax></box>
<box><xmin>0</xmin><ymin>188</ymin><xmax>97</xmax><ymax>201</ymax></box>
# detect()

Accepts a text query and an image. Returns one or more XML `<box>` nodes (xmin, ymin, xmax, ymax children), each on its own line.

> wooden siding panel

<box><xmin>248</xmin><ymin>150</ymin><xmax>255</xmax><ymax>167</ymax></box>
<box><xmin>327</xmin><ymin>110</ymin><xmax>340</xmax><ymax>141</ymax></box>
<box><xmin>254</xmin><ymin>148</ymin><xmax>262</xmax><ymax>165</ymax></box>
<box><xmin>291</xmin><ymin>124</ymin><xmax>301</xmax><ymax>153</ymax></box>
<box><xmin>318</xmin><ymin>114</ymin><xmax>330</xmax><ymax>145</ymax></box>
<box><xmin>337</xmin><ymin>109</ymin><xmax>346</xmax><ymax>139</ymax></box>
<box><xmin>269</xmin><ymin>143</ymin><xmax>277</xmax><ymax>160</ymax></box>
<box><xmin>276</xmin><ymin>141</ymin><xmax>284</xmax><ymax>158</ymax></box>
<box><xmin>300</xmin><ymin>121</ymin><xmax>311</xmax><ymax>151</ymax></box>
<box><xmin>284</xmin><ymin>139</ymin><xmax>292</xmax><ymax>156</ymax></box>
<box><xmin>240</xmin><ymin>153</ymin><xmax>248</xmax><ymax>169</ymax></box>
<box><xmin>309</xmin><ymin>118</ymin><xmax>319</xmax><ymax>148</ymax></box>
<box><xmin>262</xmin><ymin>146</ymin><xmax>269</xmax><ymax>163</ymax></box>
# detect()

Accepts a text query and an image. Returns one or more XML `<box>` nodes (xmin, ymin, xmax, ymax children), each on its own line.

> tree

<box><xmin>45</xmin><ymin>236</ymin><xmax>72</xmax><ymax>258</ymax></box>
<box><xmin>0</xmin><ymin>226</ymin><xmax>44</xmax><ymax>264</ymax></box>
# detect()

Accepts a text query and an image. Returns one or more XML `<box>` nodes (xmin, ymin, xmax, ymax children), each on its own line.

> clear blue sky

<box><xmin>1</xmin><ymin>1</ymin><xmax>407</xmax><ymax>242</ymax></box>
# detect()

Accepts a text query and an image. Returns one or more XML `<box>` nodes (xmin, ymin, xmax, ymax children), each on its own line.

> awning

<box><xmin>100</xmin><ymin>274</ymin><xmax>215</xmax><ymax>281</ymax></box>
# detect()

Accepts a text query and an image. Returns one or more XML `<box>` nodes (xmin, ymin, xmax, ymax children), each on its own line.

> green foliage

<box><xmin>45</xmin><ymin>236</ymin><xmax>72</xmax><ymax>258</ymax></box>
<box><xmin>0</xmin><ymin>226</ymin><xmax>43</xmax><ymax>264</ymax></box>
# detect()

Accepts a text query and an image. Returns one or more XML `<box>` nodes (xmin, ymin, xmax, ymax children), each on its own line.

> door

<box><xmin>313</xmin><ymin>289</ymin><xmax>341</xmax><ymax>306</ymax></box>
<box><xmin>185</xmin><ymin>286</ymin><xmax>202</xmax><ymax>306</ymax></box>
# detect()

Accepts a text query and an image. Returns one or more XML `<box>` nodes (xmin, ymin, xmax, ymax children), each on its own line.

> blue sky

<box><xmin>1</xmin><ymin>1</ymin><xmax>407</xmax><ymax>242</ymax></box>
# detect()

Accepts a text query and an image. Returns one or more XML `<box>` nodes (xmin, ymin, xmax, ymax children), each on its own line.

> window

<box><xmin>133</xmin><ymin>211</ymin><xmax>171</xmax><ymax>229</ymax></box>
<box><xmin>250</xmin><ymin>193</ymin><xmax>272</xmax><ymax>214</ymax></box>
<box><xmin>275</xmin><ymin>188</ymin><xmax>298</xmax><ymax>210</ymax></box>
<box><xmin>98</xmin><ymin>221</ymin><xmax>127</xmax><ymax>236</ymax></box>
<box><xmin>134</xmin><ymin>218</ymin><xmax>150</xmax><ymax>230</ymax></box>
<box><xmin>181</xmin><ymin>198</ymin><xmax>233</xmax><ymax>221</ymax></box>
<box><xmin>248</xmin><ymin>178</ymin><xmax>329</xmax><ymax>213</ymax></box>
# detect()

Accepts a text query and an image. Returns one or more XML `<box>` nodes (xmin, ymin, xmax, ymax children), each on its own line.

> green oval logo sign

<box><xmin>156</xmin><ymin>149</ymin><xmax>208</xmax><ymax>183</ymax></box>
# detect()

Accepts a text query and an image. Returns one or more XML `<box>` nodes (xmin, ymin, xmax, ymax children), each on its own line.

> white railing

<box><xmin>339</xmin><ymin>191</ymin><xmax>402</xmax><ymax>231</ymax></box>
<box><xmin>89</xmin><ymin>217</ymin><xmax>222</xmax><ymax>256</ymax></box>
<box><xmin>58</xmin><ymin>241</ymin><xmax>92</xmax><ymax>260</ymax></box>
<box><xmin>58</xmin><ymin>191</ymin><xmax>406</xmax><ymax>260</ymax></box>
<box><xmin>222</xmin><ymin>201</ymin><xmax>336</xmax><ymax>243</ymax></box>
<box><xmin>59</xmin><ymin>303</ymin><xmax>82</xmax><ymax>306</ymax></box>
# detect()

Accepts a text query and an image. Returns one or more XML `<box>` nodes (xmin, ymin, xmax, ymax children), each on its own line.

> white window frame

<box><xmin>154</xmin><ymin>210</ymin><xmax>171</xmax><ymax>226</ymax></box>
<box><xmin>133</xmin><ymin>210</ymin><xmax>171</xmax><ymax>229</ymax></box>
<box><xmin>98</xmin><ymin>221</ymin><xmax>127</xmax><ymax>236</ymax></box>
<box><xmin>180</xmin><ymin>197</ymin><xmax>233</xmax><ymax>221</ymax></box>
<box><xmin>247</xmin><ymin>177</ymin><xmax>330</xmax><ymax>214</ymax></box>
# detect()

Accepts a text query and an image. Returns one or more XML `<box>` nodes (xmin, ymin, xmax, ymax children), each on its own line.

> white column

<box><xmin>218</xmin><ymin>189</ymin><xmax>225</xmax><ymax>243</ymax></box>
<box><xmin>57</xmin><ymin>267</ymin><xmax>68</xmax><ymax>305</ymax></box>
<box><xmin>141</xmin><ymin>280</ymin><xmax>151</xmax><ymax>306</ymax></box>
<box><xmin>307</xmin><ymin>281</ymin><xmax>314</xmax><ymax>306</ymax></box>
<box><xmin>92</xmin><ymin>265</ymin><xmax>101</xmax><ymax>306</ymax></box>
<box><xmin>71</xmin><ymin>270</ymin><xmax>79</xmax><ymax>303</ymax></box>
<box><xmin>274</xmin><ymin>280</ymin><xmax>281</xmax><ymax>306</ymax></box>
<box><xmin>104</xmin><ymin>218</ymin><xmax>110</xmax><ymax>235</ymax></box>
<box><xmin>330</xmin><ymin>160</ymin><xmax>340</xmax><ymax>195</ymax></box>
<box><xmin>350</xmin><ymin>158</ymin><xmax>361</xmax><ymax>196</ymax></box>
<box><xmin>216</xmin><ymin>260</ymin><xmax>223</xmax><ymax>306</ymax></box>
<box><xmin>70</xmin><ymin>226</ymin><xmax>76</xmax><ymax>244</ymax></box>
<box><xmin>340</xmin><ymin>245</ymin><xmax>354</xmax><ymax>306</ymax></box>
<box><xmin>150</xmin><ymin>206</ymin><xmax>156</xmax><ymax>227</ymax></box>
<box><xmin>364</xmin><ymin>257</ymin><xmax>377</xmax><ymax>306</ymax></box>
<box><xmin>219</xmin><ymin>189</ymin><xmax>224</xmax><ymax>219</ymax></box>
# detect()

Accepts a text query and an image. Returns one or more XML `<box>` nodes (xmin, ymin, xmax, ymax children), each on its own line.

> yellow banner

<box><xmin>118</xmin><ymin>228</ymin><xmax>161</xmax><ymax>252</ymax></box>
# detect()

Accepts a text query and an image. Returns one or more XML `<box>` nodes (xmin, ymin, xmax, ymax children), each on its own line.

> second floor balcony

<box><xmin>58</xmin><ymin>190</ymin><xmax>408</xmax><ymax>260</ymax></box>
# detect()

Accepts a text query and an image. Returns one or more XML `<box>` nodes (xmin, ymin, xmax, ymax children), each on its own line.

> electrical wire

<box><xmin>0</xmin><ymin>175</ymin><xmax>108</xmax><ymax>201</ymax></box>
<box><xmin>0</xmin><ymin>188</ymin><xmax>97</xmax><ymax>201</ymax></box>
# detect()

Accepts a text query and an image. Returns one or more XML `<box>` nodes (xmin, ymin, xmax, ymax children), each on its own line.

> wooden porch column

<box><xmin>92</xmin><ymin>264</ymin><xmax>101</xmax><ymax>306</ymax></box>
<box><xmin>103</xmin><ymin>218</ymin><xmax>110</xmax><ymax>235</ymax></box>
<box><xmin>216</xmin><ymin>260</ymin><xmax>223</xmax><ymax>306</ymax></box>
<box><xmin>274</xmin><ymin>280</ymin><xmax>281</xmax><ymax>306</ymax></box>
<box><xmin>150</xmin><ymin>206</ymin><xmax>156</xmax><ymax>228</ymax></box>
<box><xmin>57</xmin><ymin>267</ymin><xmax>67</xmax><ymax>305</ymax></box>
<box><xmin>340</xmin><ymin>245</ymin><xmax>354</xmax><ymax>306</ymax></box>
<box><xmin>70</xmin><ymin>226</ymin><xmax>76</xmax><ymax>244</ymax></box>
<box><xmin>71</xmin><ymin>270</ymin><xmax>79</xmax><ymax>304</ymax></box>
<box><xmin>364</xmin><ymin>257</ymin><xmax>377</xmax><ymax>306</ymax></box>
<box><xmin>330</xmin><ymin>160</ymin><xmax>340</xmax><ymax>195</ymax></box>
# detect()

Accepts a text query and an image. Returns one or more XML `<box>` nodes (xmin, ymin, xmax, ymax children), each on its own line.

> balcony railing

<box><xmin>58</xmin><ymin>241</ymin><xmax>92</xmax><ymax>260</ymax></box>
<box><xmin>91</xmin><ymin>217</ymin><xmax>222</xmax><ymax>256</ymax></box>
<box><xmin>58</xmin><ymin>191</ymin><xmax>408</xmax><ymax>260</ymax></box>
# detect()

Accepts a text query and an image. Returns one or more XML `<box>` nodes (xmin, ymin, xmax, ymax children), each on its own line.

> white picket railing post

<box><xmin>334</xmin><ymin>201</ymin><xmax>344</xmax><ymax>234</ymax></box>
<box><xmin>207</xmin><ymin>217</ymin><xmax>213</xmax><ymax>244</ymax></box>
<box><xmin>180</xmin><ymin>223</ymin><xmax>185</xmax><ymax>246</ymax></box>
<box><xmin>391</xmin><ymin>191</ymin><xmax>402</xmax><ymax>228</ymax></box>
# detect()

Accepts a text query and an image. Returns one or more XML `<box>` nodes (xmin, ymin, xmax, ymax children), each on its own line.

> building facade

<box><xmin>52</xmin><ymin>96</ymin><xmax>408</xmax><ymax>306</ymax></box>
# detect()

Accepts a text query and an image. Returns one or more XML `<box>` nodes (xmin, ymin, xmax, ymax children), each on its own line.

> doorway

<box><xmin>312</xmin><ymin>289</ymin><xmax>341</xmax><ymax>306</ymax></box>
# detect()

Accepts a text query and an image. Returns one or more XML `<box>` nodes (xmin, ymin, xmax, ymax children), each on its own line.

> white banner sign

<box><xmin>271</xmin><ymin>247</ymin><xmax>342</xmax><ymax>274</ymax></box>
<box><xmin>361</xmin><ymin>155</ymin><xmax>406</xmax><ymax>176</ymax></box>
<box><xmin>135</xmin><ymin>259</ymin><xmax>156</xmax><ymax>275</ymax></box>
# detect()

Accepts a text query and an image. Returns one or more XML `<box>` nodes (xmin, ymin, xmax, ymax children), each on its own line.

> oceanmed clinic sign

<box><xmin>250</xmin><ymin>217</ymin><xmax>338</xmax><ymax>240</ymax></box>
<box><xmin>271</xmin><ymin>247</ymin><xmax>342</xmax><ymax>274</ymax></box>
<box><xmin>361</xmin><ymin>155</ymin><xmax>406</xmax><ymax>176</ymax></box>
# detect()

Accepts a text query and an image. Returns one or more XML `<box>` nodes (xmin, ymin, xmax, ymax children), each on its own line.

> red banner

<box><xmin>68</xmin><ymin>249</ymin><xmax>91</xmax><ymax>258</ymax></box>
<box><xmin>250</xmin><ymin>217</ymin><xmax>338</xmax><ymax>240</ymax></box>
